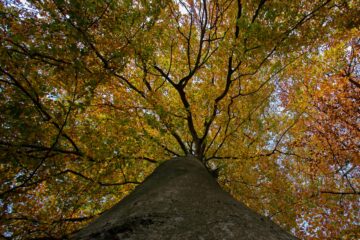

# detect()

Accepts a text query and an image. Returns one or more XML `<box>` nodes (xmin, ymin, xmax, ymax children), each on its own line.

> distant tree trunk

<box><xmin>71</xmin><ymin>156</ymin><xmax>297</xmax><ymax>240</ymax></box>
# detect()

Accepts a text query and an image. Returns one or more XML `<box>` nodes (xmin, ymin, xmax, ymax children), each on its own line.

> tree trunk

<box><xmin>71</xmin><ymin>156</ymin><xmax>297</xmax><ymax>240</ymax></box>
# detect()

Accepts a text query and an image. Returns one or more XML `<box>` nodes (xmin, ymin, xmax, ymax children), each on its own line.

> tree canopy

<box><xmin>0</xmin><ymin>0</ymin><xmax>359</xmax><ymax>239</ymax></box>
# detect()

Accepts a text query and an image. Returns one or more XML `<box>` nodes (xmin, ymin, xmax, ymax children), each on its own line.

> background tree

<box><xmin>0</xmin><ymin>0</ymin><xmax>358</xmax><ymax>239</ymax></box>
<box><xmin>275</xmin><ymin>31</ymin><xmax>360</xmax><ymax>239</ymax></box>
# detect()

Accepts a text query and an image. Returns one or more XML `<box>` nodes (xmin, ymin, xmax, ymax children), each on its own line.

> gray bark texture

<box><xmin>71</xmin><ymin>156</ymin><xmax>298</xmax><ymax>240</ymax></box>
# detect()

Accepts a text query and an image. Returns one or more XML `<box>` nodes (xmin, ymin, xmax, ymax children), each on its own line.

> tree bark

<box><xmin>71</xmin><ymin>156</ymin><xmax>297</xmax><ymax>240</ymax></box>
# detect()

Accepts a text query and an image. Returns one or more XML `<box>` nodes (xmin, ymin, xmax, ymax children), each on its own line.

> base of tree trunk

<box><xmin>71</xmin><ymin>156</ymin><xmax>297</xmax><ymax>240</ymax></box>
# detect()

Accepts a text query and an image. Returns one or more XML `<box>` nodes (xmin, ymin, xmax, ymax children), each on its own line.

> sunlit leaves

<box><xmin>0</xmin><ymin>0</ymin><xmax>359</xmax><ymax>239</ymax></box>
